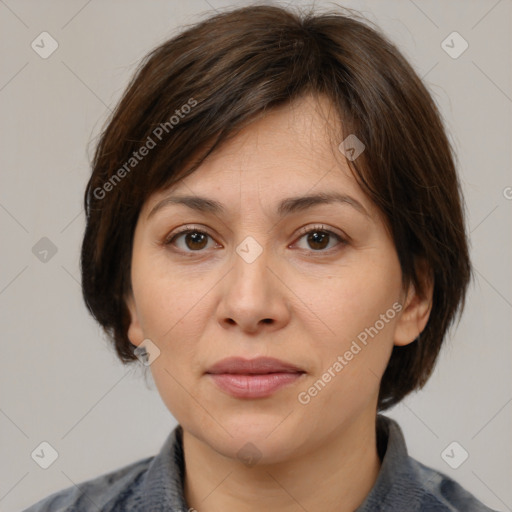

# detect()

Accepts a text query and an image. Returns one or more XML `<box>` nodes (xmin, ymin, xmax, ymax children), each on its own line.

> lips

<box><xmin>206</xmin><ymin>356</ymin><xmax>305</xmax><ymax>375</ymax></box>
<box><xmin>205</xmin><ymin>357</ymin><xmax>306</xmax><ymax>399</ymax></box>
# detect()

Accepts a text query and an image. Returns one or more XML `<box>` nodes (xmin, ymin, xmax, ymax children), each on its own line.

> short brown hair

<box><xmin>80</xmin><ymin>3</ymin><xmax>472</xmax><ymax>410</ymax></box>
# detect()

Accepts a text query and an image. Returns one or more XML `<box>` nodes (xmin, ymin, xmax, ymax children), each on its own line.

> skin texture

<box><xmin>126</xmin><ymin>94</ymin><xmax>433</xmax><ymax>512</ymax></box>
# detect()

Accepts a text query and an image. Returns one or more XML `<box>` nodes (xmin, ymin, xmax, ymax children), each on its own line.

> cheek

<box><xmin>310</xmin><ymin>255</ymin><xmax>401</xmax><ymax>341</ymax></box>
<box><xmin>133</xmin><ymin>267</ymin><xmax>207</xmax><ymax>422</ymax></box>
<box><xmin>300</xmin><ymin>250</ymin><xmax>402</xmax><ymax>390</ymax></box>
<box><xmin>131</xmin><ymin>253</ymin><xmax>207</xmax><ymax>340</ymax></box>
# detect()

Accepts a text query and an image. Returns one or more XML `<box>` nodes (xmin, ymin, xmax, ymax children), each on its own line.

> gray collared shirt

<box><xmin>23</xmin><ymin>415</ymin><xmax>498</xmax><ymax>511</ymax></box>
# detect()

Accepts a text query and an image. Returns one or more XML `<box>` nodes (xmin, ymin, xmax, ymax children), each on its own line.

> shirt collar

<box><xmin>142</xmin><ymin>423</ymin><xmax>188</xmax><ymax>511</ymax></box>
<box><xmin>356</xmin><ymin>414</ymin><xmax>420</xmax><ymax>510</ymax></box>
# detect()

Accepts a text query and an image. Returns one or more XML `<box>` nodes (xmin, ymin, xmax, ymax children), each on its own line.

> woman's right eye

<box><xmin>165</xmin><ymin>227</ymin><xmax>219</xmax><ymax>252</ymax></box>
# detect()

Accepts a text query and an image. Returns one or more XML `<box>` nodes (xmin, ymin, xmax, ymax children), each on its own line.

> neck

<box><xmin>182</xmin><ymin>410</ymin><xmax>381</xmax><ymax>512</ymax></box>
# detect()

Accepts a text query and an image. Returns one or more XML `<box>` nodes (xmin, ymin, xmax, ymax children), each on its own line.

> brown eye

<box><xmin>295</xmin><ymin>225</ymin><xmax>347</xmax><ymax>252</ymax></box>
<box><xmin>306</xmin><ymin>230</ymin><xmax>330</xmax><ymax>250</ymax></box>
<box><xmin>166</xmin><ymin>228</ymin><xmax>215</xmax><ymax>252</ymax></box>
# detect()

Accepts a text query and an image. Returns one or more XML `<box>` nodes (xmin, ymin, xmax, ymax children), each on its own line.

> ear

<box><xmin>394</xmin><ymin>259</ymin><xmax>434</xmax><ymax>347</ymax></box>
<box><xmin>125</xmin><ymin>292</ymin><xmax>145</xmax><ymax>347</ymax></box>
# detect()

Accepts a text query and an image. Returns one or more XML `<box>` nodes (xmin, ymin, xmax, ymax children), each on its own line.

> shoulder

<box><xmin>22</xmin><ymin>455</ymin><xmax>154</xmax><ymax>512</ymax></box>
<box><xmin>407</xmin><ymin>456</ymin><xmax>499</xmax><ymax>512</ymax></box>
<box><xmin>360</xmin><ymin>415</ymin><xmax>499</xmax><ymax>512</ymax></box>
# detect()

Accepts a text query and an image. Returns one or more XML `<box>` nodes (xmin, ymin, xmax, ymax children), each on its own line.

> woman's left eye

<box><xmin>294</xmin><ymin>224</ymin><xmax>347</xmax><ymax>252</ymax></box>
<box><xmin>164</xmin><ymin>224</ymin><xmax>346</xmax><ymax>253</ymax></box>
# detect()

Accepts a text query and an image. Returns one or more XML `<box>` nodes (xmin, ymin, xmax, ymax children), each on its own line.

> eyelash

<box><xmin>164</xmin><ymin>224</ymin><xmax>347</xmax><ymax>255</ymax></box>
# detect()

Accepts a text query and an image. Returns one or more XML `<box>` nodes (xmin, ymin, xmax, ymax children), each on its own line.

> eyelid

<box><xmin>295</xmin><ymin>223</ymin><xmax>348</xmax><ymax>243</ymax></box>
<box><xmin>164</xmin><ymin>224</ymin><xmax>215</xmax><ymax>244</ymax></box>
<box><xmin>165</xmin><ymin>224</ymin><xmax>347</xmax><ymax>242</ymax></box>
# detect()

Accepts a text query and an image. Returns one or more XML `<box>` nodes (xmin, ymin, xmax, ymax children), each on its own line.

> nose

<box><xmin>216</xmin><ymin>239</ymin><xmax>291</xmax><ymax>334</ymax></box>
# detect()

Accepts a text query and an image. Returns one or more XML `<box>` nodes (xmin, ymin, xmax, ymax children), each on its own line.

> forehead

<box><xmin>143</xmin><ymin>93</ymin><xmax>376</xmax><ymax>220</ymax></box>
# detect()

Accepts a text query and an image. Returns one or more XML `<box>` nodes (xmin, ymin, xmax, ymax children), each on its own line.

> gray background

<box><xmin>0</xmin><ymin>0</ymin><xmax>510</xmax><ymax>511</ymax></box>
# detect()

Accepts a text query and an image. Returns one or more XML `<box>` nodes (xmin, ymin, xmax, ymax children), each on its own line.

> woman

<box><xmin>25</xmin><ymin>4</ymin><xmax>497</xmax><ymax>511</ymax></box>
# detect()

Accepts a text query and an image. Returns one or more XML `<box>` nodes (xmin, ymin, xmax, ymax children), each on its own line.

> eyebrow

<box><xmin>147</xmin><ymin>191</ymin><xmax>370</xmax><ymax>220</ymax></box>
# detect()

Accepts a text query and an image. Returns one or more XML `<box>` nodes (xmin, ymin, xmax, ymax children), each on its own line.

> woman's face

<box><xmin>126</xmin><ymin>94</ymin><xmax>426</xmax><ymax>463</ymax></box>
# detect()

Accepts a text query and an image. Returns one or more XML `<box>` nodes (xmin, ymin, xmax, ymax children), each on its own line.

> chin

<box><xmin>187</xmin><ymin>412</ymin><xmax>303</xmax><ymax>462</ymax></box>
